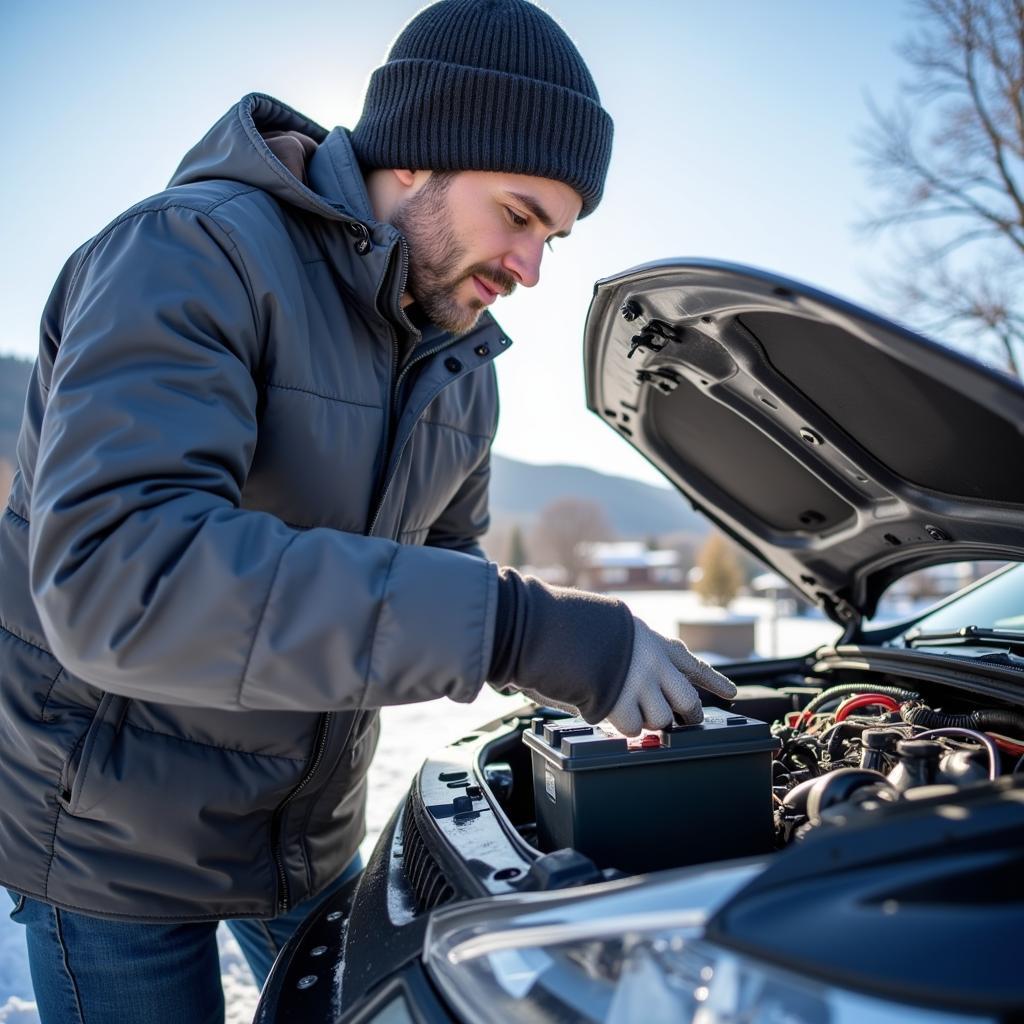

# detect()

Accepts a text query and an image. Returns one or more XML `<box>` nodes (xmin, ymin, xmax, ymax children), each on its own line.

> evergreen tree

<box><xmin>507</xmin><ymin>523</ymin><xmax>527</xmax><ymax>568</ymax></box>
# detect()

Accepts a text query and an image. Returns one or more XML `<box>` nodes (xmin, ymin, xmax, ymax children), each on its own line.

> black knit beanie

<box><xmin>350</xmin><ymin>0</ymin><xmax>613</xmax><ymax>217</ymax></box>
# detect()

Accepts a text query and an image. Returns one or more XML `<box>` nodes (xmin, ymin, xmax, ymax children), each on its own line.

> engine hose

<box><xmin>801</xmin><ymin>683</ymin><xmax>920</xmax><ymax>721</ymax></box>
<box><xmin>784</xmin><ymin>744</ymin><xmax>822</xmax><ymax>777</ymax></box>
<box><xmin>806</xmin><ymin>768</ymin><xmax>896</xmax><ymax>822</ymax></box>
<box><xmin>901</xmin><ymin>704</ymin><xmax>1024</xmax><ymax>737</ymax></box>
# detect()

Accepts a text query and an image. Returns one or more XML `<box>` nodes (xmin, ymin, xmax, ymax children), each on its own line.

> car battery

<box><xmin>523</xmin><ymin>707</ymin><xmax>781</xmax><ymax>874</ymax></box>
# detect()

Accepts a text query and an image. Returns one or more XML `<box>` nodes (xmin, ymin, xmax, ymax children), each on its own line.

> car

<box><xmin>253</xmin><ymin>259</ymin><xmax>1024</xmax><ymax>1024</ymax></box>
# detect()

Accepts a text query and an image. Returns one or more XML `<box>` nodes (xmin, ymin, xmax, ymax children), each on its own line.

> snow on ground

<box><xmin>612</xmin><ymin>589</ymin><xmax>841</xmax><ymax>660</ymax></box>
<box><xmin>217</xmin><ymin>926</ymin><xmax>261</xmax><ymax>1024</ymax></box>
<box><xmin>0</xmin><ymin>592</ymin><xmax>833</xmax><ymax>1021</ymax></box>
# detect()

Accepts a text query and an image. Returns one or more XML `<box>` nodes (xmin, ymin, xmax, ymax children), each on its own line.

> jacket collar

<box><xmin>306</xmin><ymin>128</ymin><xmax>375</xmax><ymax>223</ymax></box>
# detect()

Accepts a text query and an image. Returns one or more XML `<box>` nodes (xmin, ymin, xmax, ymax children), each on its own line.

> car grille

<box><xmin>401</xmin><ymin>798</ymin><xmax>456</xmax><ymax>912</ymax></box>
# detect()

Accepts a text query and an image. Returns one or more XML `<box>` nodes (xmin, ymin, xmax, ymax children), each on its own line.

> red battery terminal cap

<box><xmin>628</xmin><ymin>732</ymin><xmax>662</xmax><ymax>750</ymax></box>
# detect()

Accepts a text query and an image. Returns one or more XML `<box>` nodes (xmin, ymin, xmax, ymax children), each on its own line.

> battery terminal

<box><xmin>628</xmin><ymin>732</ymin><xmax>663</xmax><ymax>750</ymax></box>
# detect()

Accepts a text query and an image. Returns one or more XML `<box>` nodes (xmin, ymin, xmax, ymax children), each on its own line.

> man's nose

<box><xmin>502</xmin><ymin>239</ymin><xmax>543</xmax><ymax>289</ymax></box>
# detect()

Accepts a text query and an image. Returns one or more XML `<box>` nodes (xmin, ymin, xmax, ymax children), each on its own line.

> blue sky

<box><xmin>2</xmin><ymin>0</ymin><xmax>911</xmax><ymax>483</ymax></box>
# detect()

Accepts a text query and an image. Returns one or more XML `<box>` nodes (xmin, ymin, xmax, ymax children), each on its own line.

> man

<box><xmin>0</xmin><ymin>1</ymin><xmax>735</xmax><ymax>1019</ymax></box>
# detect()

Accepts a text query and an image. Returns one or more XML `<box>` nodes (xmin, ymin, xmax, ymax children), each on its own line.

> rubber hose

<box><xmin>978</xmin><ymin>709</ymin><xmax>1024</xmax><ymax>735</ymax></box>
<box><xmin>901</xmin><ymin>704</ymin><xmax>973</xmax><ymax>729</ymax></box>
<box><xmin>802</xmin><ymin>683</ymin><xmax>919</xmax><ymax>719</ymax></box>
<box><xmin>901</xmin><ymin>703</ymin><xmax>1024</xmax><ymax>736</ymax></box>
<box><xmin>806</xmin><ymin>768</ymin><xmax>895</xmax><ymax>822</ymax></box>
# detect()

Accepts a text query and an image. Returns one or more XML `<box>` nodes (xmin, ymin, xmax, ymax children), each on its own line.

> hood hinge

<box><xmin>817</xmin><ymin>590</ymin><xmax>861</xmax><ymax>633</ymax></box>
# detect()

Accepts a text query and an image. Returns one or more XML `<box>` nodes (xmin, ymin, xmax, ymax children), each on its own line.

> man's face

<box><xmin>390</xmin><ymin>170</ymin><xmax>583</xmax><ymax>334</ymax></box>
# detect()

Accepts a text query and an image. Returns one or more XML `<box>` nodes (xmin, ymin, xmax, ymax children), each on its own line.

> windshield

<box><xmin>893</xmin><ymin>563</ymin><xmax>1024</xmax><ymax>639</ymax></box>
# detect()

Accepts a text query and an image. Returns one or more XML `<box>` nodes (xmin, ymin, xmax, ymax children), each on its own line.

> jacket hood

<box><xmin>168</xmin><ymin>93</ymin><xmax>374</xmax><ymax>225</ymax></box>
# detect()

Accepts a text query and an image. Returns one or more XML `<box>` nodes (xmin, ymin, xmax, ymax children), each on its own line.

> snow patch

<box><xmin>216</xmin><ymin>923</ymin><xmax>260</xmax><ymax>1022</ymax></box>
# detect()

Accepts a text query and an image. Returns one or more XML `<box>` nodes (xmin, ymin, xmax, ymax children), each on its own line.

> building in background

<box><xmin>577</xmin><ymin>541</ymin><xmax>683</xmax><ymax>592</ymax></box>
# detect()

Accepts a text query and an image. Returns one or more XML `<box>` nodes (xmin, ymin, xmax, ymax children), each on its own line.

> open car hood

<box><xmin>584</xmin><ymin>259</ymin><xmax>1024</xmax><ymax>624</ymax></box>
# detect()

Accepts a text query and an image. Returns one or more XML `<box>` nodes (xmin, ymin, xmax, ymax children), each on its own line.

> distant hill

<box><xmin>0</xmin><ymin>356</ymin><xmax>32</xmax><ymax>463</ymax></box>
<box><xmin>489</xmin><ymin>453</ymin><xmax>705</xmax><ymax>539</ymax></box>
<box><xmin>0</xmin><ymin>355</ymin><xmax>706</xmax><ymax>541</ymax></box>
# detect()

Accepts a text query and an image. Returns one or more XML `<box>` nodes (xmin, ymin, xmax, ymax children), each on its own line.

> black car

<box><xmin>255</xmin><ymin>260</ymin><xmax>1024</xmax><ymax>1024</ymax></box>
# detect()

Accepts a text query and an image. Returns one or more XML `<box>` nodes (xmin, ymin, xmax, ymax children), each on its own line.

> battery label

<box><xmin>545</xmin><ymin>768</ymin><xmax>556</xmax><ymax>803</ymax></box>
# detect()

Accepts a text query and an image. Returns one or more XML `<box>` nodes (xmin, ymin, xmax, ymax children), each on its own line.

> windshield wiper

<box><xmin>903</xmin><ymin>625</ymin><xmax>1024</xmax><ymax>651</ymax></box>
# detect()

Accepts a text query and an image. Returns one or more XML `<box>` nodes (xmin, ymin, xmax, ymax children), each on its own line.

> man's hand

<box><xmin>520</xmin><ymin>618</ymin><xmax>736</xmax><ymax>735</ymax></box>
<box><xmin>605</xmin><ymin>617</ymin><xmax>736</xmax><ymax>734</ymax></box>
<box><xmin>488</xmin><ymin>568</ymin><xmax>737</xmax><ymax>735</ymax></box>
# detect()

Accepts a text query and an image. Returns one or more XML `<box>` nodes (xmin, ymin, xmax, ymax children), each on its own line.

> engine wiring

<box><xmin>834</xmin><ymin>694</ymin><xmax>901</xmax><ymax>722</ymax></box>
<box><xmin>771</xmin><ymin>682</ymin><xmax>1024</xmax><ymax>843</ymax></box>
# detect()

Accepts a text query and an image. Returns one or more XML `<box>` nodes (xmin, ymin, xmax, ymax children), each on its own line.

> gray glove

<box><xmin>518</xmin><ymin>617</ymin><xmax>736</xmax><ymax>734</ymax></box>
<box><xmin>489</xmin><ymin>569</ymin><xmax>736</xmax><ymax>734</ymax></box>
<box><xmin>605</xmin><ymin>617</ymin><xmax>737</xmax><ymax>734</ymax></box>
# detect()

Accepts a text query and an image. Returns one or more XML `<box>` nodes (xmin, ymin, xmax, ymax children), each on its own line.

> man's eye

<box><xmin>545</xmin><ymin>238</ymin><xmax>556</xmax><ymax>252</ymax></box>
<box><xmin>506</xmin><ymin>208</ymin><xmax>528</xmax><ymax>227</ymax></box>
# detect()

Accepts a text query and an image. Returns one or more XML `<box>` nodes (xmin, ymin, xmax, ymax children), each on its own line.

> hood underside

<box><xmin>584</xmin><ymin>260</ymin><xmax>1024</xmax><ymax>623</ymax></box>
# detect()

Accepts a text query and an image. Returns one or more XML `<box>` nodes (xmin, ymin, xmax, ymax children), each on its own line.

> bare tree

<box><xmin>531</xmin><ymin>497</ymin><xmax>614</xmax><ymax>585</ymax></box>
<box><xmin>860</xmin><ymin>0</ymin><xmax>1024</xmax><ymax>375</ymax></box>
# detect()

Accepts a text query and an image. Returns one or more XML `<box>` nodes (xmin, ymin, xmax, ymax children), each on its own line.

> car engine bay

<box><xmin>769</xmin><ymin>680</ymin><xmax>1022</xmax><ymax>841</ymax></box>
<box><xmin>472</xmin><ymin>657</ymin><xmax>1024</xmax><ymax>883</ymax></box>
<box><xmin>258</xmin><ymin>653</ymin><xmax>1024</xmax><ymax>1022</ymax></box>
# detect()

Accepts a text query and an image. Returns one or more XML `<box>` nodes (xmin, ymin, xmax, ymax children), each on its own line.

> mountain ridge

<box><xmin>489</xmin><ymin>452</ymin><xmax>706</xmax><ymax>538</ymax></box>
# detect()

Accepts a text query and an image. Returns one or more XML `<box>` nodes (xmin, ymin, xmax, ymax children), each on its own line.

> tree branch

<box><xmin>859</xmin><ymin>0</ymin><xmax>1024</xmax><ymax>375</ymax></box>
<box><xmin>962</xmin><ymin>31</ymin><xmax>1024</xmax><ymax>227</ymax></box>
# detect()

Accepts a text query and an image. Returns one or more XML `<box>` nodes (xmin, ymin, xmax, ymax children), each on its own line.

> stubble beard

<box><xmin>391</xmin><ymin>174</ymin><xmax>515</xmax><ymax>335</ymax></box>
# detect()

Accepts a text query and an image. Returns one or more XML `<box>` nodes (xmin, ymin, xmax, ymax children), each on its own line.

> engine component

<box><xmin>523</xmin><ymin>707</ymin><xmax>780</xmax><ymax>874</ymax></box>
<box><xmin>912</xmin><ymin>727</ymin><xmax>1000</xmax><ymax>779</ymax></box>
<box><xmin>804</xmin><ymin>768</ymin><xmax>896</xmax><ymax>822</ymax></box>
<box><xmin>859</xmin><ymin>728</ymin><xmax>903</xmax><ymax>772</ymax></box>
<box><xmin>771</xmin><ymin>684</ymin><xmax>1024</xmax><ymax>843</ymax></box>
<box><xmin>938</xmin><ymin>748</ymin><xmax>990</xmax><ymax>787</ymax></box>
<box><xmin>888</xmin><ymin>739</ymin><xmax>943</xmax><ymax>791</ymax></box>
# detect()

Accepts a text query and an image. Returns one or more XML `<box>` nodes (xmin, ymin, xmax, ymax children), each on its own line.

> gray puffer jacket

<box><xmin>0</xmin><ymin>93</ymin><xmax>507</xmax><ymax>921</ymax></box>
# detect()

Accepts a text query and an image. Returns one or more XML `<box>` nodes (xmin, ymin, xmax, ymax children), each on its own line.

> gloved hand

<box><xmin>488</xmin><ymin>568</ymin><xmax>737</xmax><ymax>735</ymax></box>
<box><xmin>604</xmin><ymin>617</ymin><xmax>736</xmax><ymax>734</ymax></box>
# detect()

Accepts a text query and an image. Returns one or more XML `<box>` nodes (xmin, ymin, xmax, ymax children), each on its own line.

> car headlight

<box><xmin>424</xmin><ymin>861</ymin><xmax>992</xmax><ymax>1024</ymax></box>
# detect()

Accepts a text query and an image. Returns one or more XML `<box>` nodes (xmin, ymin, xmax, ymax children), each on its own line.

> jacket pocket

<box><xmin>59</xmin><ymin>692</ymin><xmax>130</xmax><ymax>816</ymax></box>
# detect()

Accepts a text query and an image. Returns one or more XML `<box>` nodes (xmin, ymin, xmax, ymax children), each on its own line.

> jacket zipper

<box><xmin>271</xmin><ymin>224</ymin><xmax>407</xmax><ymax>913</ymax></box>
<box><xmin>367</xmin><ymin>333</ymin><xmax>463</xmax><ymax>536</ymax></box>
<box><xmin>367</xmin><ymin>234</ymin><xmax>461</xmax><ymax>535</ymax></box>
<box><xmin>369</xmin><ymin>237</ymin><xmax>409</xmax><ymax>515</ymax></box>
<box><xmin>270</xmin><ymin>711</ymin><xmax>334</xmax><ymax>913</ymax></box>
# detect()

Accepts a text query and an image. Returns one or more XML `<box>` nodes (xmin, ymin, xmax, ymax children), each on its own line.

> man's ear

<box><xmin>367</xmin><ymin>168</ymin><xmax>433</xmax><ymax>224</ymax></box>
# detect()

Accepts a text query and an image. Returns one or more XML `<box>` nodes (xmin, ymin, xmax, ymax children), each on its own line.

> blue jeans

<box><xmin>6</xmin><ymin>852</ymin><xmax>362</xmax><ymax>1024</ymax></box>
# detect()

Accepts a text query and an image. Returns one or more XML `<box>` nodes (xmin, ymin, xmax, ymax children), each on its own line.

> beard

<box><xmin>391</xmin><ymin>173</ymin><xmax>517</xmax><ymax>334</ymax></box>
